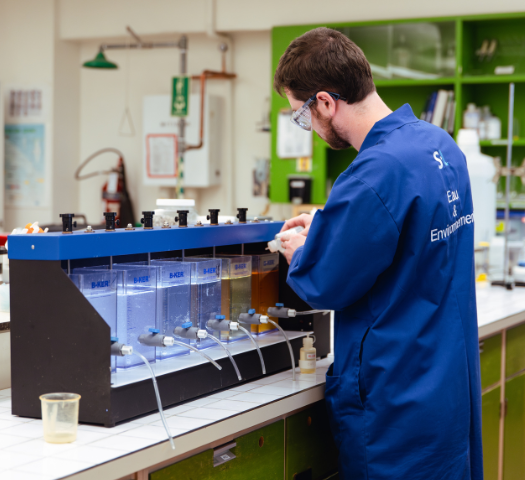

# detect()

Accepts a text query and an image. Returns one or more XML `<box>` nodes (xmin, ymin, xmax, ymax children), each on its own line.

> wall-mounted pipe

<box><xmin>187</xmin><ymin>69</ymin><xmax>236</xmax><ymax>153</ymax></box>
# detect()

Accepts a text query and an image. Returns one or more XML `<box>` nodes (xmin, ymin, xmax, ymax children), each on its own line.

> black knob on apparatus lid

<box><xmin>59</xmin><ymin>213</ymin><xmax>76</xmax><ymax>234</ymax></box>
<box><xmin>141</xmin><ymin>211</ymin><xmax>155</xmax><ymax>229</ymax></box>
<box><xmin>207</xmin><ymin>209</ymin><xmax>220</xmax><ymax>225</ymax></box>
<box><xmin>103</xmin><ymin>212</ymin><xmax>119</xmax><ymax>231</ymax></box>
<box><xmin>236</xmin><ymin>208</ymin><xmax>248</xmax><ymax>223</ymax></box>
<box><xmin>175</xmin><ymin>210</ymin><xmax>189</xmax><ymax>228</ymax></box>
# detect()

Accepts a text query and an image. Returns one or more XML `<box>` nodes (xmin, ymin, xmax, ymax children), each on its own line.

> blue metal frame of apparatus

<box><xmin>7</xmin><ymin>222</ymin><xmax>284</xmax><ymax>261</ymax></box>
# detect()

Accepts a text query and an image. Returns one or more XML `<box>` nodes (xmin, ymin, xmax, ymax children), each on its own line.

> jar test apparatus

<box><xmin>8</xmin><ymin>214</ymin><xmax>328</xmax><ymax>428</ymax></box>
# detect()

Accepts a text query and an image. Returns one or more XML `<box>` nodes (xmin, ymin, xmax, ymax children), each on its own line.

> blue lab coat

<box><xmin>287</xmin><ymin>105</ymin><xmax>482</xmax><ymax>480</ymax></box>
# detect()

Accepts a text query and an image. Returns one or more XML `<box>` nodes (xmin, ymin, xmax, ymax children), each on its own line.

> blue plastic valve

<box><xmin>248</xmin><ymin>309</ymin><xmax>256</xmax><ymax>315</ymax></box>
<box><xmin>181</xmin><ymin>322</ymin><xmax>193</xmax><ymax>329</ymax></box>
<box><xmin>276</xmin><ymin>303</ymin><xmax>284</xmax><ymax>307</ymax></box>
<box><xmin>215</xmin><ymin>315</ymin><xmax>226</xmax><ymax>320</ymax></box>
<box><xmin>149</xmin><ymin>328</ymin><xmax>160</xmax><ymax>334</ymax></box>
<box><xmin>110</xmin><ymin>336</ymin><xmax>119</xmax><ymax>343</ymax></box>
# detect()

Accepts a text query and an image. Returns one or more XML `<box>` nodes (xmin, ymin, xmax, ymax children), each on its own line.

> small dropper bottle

<box><xmin>267</xmin><ymin>226</ymin><xmax>305</xmax><ymax>253</ymax></box>
<box><xmin>299</xmin><ymin>333</ymin><xmax>316</xmax><ymax>374</ymax></box>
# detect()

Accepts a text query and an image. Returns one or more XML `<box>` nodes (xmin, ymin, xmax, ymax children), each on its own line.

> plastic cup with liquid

<box><xmin>40</xmin><ymin>393</ymin><xmax>81</xmax><ymax>443</ymax></box>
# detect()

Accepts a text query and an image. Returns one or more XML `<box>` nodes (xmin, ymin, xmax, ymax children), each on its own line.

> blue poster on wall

<box><xmin>4</xmin><ymin>124</ymin><xmax>47</xmax><ymax>208</ymax></box>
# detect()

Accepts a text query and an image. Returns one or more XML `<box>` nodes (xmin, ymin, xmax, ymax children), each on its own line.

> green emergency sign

<box><xmin>171</xmin><ymin>76</ymin><xmax>190</xmax><ymax>117</ymax></box>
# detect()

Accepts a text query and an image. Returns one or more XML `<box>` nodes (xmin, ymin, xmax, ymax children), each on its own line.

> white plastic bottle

<box><xmin>299</xmin><ymin>333</ymin><xmax>316</xmax><ymax>374</ymax></box>
<box><xmin>457</xmin><ymin>129</ymin><xmax>496</xmax><ymax>247</ymax></box>
<box><xmin>463</xmin><ymin>103</ymin><xmax>480</xmax><ymax>130</ymax></box>
<box><xmin>486</xmin><ymin>116</ymin><xmax>502</xmax><ymax>140</ymax></box>
<box><xmin>267</xmin><ymin>226</ymin><xmax>305</xmax><ymax>253</ymax></box>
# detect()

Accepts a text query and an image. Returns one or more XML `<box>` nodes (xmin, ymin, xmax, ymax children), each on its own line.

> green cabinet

<box><xmin>482</xmin><ymin>387</ymin><xmax>501</xmax><ymax>480</ymax></box>
<box><xmin>285</xmin><ymin>401</ymin><xmax>338</xmax><ymax>480</ymax></box>
<box><xmin>479</xmin><ymin>323</ymin><xmax>525</xmax><ymax>480</ymax></box>
<box><xmin>480</xmin><ymin>333</ymin><xmax>502</xmax><ymax>480</ymax></box>
<box><xmin>150</xmin><ymin>421</ymin><xmax>284</xmax><ymax>480</ymax></box>
<box><xmin>506</xmin><ymin>323</ymin><xmax>525</xmax><ymax>378</ymax></box>
<box><xmin>503</xmin><ymin>373</ymin><xmax>525</xmax><ymax>479</ymax></box>
<box><xmin>480</xmin><ymin>333</ymin><xmax>502</xmax><ymax>390</ymax></box>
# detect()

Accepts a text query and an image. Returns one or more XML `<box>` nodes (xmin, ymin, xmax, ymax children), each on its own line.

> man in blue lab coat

<box><xmin>274</xmin><ymin>28</ymin><xmax>482</xmax><ymax>479</ymax></box>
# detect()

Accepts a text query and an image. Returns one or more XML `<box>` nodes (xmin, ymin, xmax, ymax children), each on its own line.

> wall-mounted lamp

<box><xmin>83</xmin><ymin>50</ymin><xmax>118</xmax><ymax>69</ymax></box>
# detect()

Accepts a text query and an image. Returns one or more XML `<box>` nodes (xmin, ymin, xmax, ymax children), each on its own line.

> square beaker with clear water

<box><xmin>145</xmin><ymin>260</ymin><xmax>192</xmax><ymax>359</ymax></box>
<box><xmin>68</xmin><ymin>270</ymin><xmax>117</xmax><ymax>337</ymax></box>
<box><xmin>166</xmin><ymin>258</ymin><xmax>222</xmax><ymax>349</ymax></box>
<box><xmin>110</xmin><ymin>266</ymin><xmax>157</xmax><ymax>369</ymax></box>
<box><xmin>70</xmin><ymin>269</ymin><xmax>118</xmax><ymax>373</ymax></box>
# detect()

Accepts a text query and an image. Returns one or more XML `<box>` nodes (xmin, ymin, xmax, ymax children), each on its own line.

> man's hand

<box><xmin>280</xmin><ymin>214</ymin><xmax>313</xmax><ymax>237</ymax></box>
<box><xmin>281</xmin><ymin>233</ymin><xmax>306</xmax><ymax>264</ymax></box>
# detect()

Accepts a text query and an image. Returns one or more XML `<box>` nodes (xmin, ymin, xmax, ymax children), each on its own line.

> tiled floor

<box><xmin>0</xmin><ymin>359</ymin><xmax>331</xmax><ymax>480</ymax></box>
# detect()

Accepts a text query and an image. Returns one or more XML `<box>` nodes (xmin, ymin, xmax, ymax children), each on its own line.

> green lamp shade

<box><xmin>83</xmin><ymin>51</ymin><xmax>118</xmax><ymax>69</ymax></box>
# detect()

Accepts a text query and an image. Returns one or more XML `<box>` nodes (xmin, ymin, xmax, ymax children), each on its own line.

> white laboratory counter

<box><xmin>0</xmin><ymin>360</ymin><xmax>331</xmax><ymax>480</ymax></box>
<box><xmin>476</xmin><ymin>282</ymin><xmax>525</xmax><ymax>338</ymax></box>
<box><xmin>0</xmin><ymin>284</ymin><xmax>524</xmax><ymax>480</ymax></box>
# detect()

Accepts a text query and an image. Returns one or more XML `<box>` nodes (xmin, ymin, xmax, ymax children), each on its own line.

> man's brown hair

<box><xmin>273</xmin><ymin>27</ymin><xmax>375</xmax><ymax>105</ymax></box>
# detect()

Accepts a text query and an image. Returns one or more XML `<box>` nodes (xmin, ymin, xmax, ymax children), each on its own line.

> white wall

<box><xmin>59</xmin><ymin>0</ymin><xmax>525</xmax><ymax>39</ymax></box>
<box><xmin>52</xmin><ymin>5</ymin><xmax>81</xmax><ymax>223</ymax></box>
<box><xmin>0</xmin><ymin>0</ymin><xmax>80</xmax><ymax>231</ymax></box>
<box><xmin>0</xmin><ymin>0</ymin><xmax>55</xmax><ymax>230</ymax></box>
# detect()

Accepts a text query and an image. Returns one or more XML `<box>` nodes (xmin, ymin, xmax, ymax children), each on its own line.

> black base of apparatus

<box><xmin>10</xmin><ymin>257</ymin><xmax>330</xmax><ymax>427</ymax></box>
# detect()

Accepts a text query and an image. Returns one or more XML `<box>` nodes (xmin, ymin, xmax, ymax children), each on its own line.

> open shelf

<box><xmin>480</xmin><ymin>139</ymin><xmax>525</xmax><ymax>147</ymax></box>
<box><xmin>374</xmin><ymin>78</ymin><xmax>457</xmax><ymax>87</ymax></box>
<box><xmin>461</xmin><ymin>75</ymin><xmax>525</xmax><ymax>84</ymax></box>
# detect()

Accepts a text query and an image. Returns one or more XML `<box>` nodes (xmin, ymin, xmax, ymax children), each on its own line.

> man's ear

<box><xmin>315</xmin><ymin>92</ymin><xmax>337</xmax><ymax>117</ymax></box>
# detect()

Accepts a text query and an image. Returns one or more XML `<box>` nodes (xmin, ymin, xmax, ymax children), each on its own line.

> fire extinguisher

<box><xmin>75</xmin><ymin>148</ymin><xmax>135</xmax><ymax>226</ymax></box>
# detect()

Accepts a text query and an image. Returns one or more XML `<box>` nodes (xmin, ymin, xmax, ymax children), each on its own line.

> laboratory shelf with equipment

<box><xmin>270</xmin><ymin>12</ymin><xmax>525</xmax><ymax>207</ymax></box>
<box><xmin>7</xmin><ymin>214</ymin><xmax>331</xmax><ymax>428</ymax></box>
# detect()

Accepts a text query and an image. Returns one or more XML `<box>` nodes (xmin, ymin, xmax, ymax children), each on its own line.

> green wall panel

<box><xmin>503</xmin><ymin>374</ymin><xmax>525</xmax><ymax>480</ymax></box>
<box><xmin>480</xmin><ymin>333</ymin><xmax>502</xmax><ymax>390</ymax></box>
<box><xmin>505</xmin><ymin>323</ymin><xmax>525</xmax><ymax>378</ymax></box>
<box><xmin>326</xmin><ymin>148</ymin><xmax>358</xmax><ymax>188</ymax></box>
<box><xmin>150</xmin><ymin>420</ymin><xmax>284</xmax><ymax>480</ymax></box>
<box><xmin>482</xmin><ymin>387</ymin><xmax>501</xmax><ymax>480</ymax></box>
<box><xmin>285</xmin><ymin>401</ymin><xmax>338</xmax><ymax>480</ymax></box>
<box><xmin>270</xmin><ymin>25</ymin><xmax>326</xmax><ymax>205</ymax></box>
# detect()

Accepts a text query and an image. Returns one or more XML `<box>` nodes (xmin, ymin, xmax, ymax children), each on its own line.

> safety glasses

<box><xmin>290</xmin><ymin>91</ymin><xmax>347</xmax><ymax>131</ymax></box>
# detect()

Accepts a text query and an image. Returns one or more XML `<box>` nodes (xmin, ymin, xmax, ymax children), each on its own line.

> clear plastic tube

<box><xmin>268</xmin><ymin>320</ymin><xmax>296</xmax><ymax>382</ymax></box>
<box><xmin>171</xmin><ymin>340</ymin><xmax>222</xmax><ymax>370</ymax></box>
<box><xmin>133</xmin><ymin>351</ymin><xmax>175</xmax><ymax>450</ymax></box>
<box><xmin>295</xmin><ymin>310</ymin><xmax>330</xmax><ymax>316</ymax></box>
<box><xmin>207</xmin><ymin>334</ymin><xmax>242</xmax><ymax>381</ymax></box>
<box><xmin>238</xmin><ymin>325</ymin><xmax>266</xmax><ymax>375</ymax></box>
